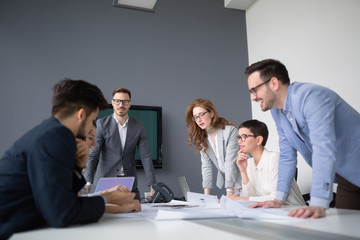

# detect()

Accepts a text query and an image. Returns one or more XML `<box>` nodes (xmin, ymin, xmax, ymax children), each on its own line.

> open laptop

<box><xmin>95</xmin><ymin>176</ymin><xmax>135</xmax><ymax>192</ymax></box>
<box><xmin>177</xmin><ymin>176</ymin><xmax>218</xmax><ymax>205</ymax></box>
<box><xmin>177</xmin><ymin>176</ymin><xmax>191</xmax><ymax>201</ymax></box>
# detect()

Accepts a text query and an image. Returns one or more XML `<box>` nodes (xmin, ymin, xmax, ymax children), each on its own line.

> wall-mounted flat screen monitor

<box><xmin>97</xmin><ymin>105</ymin><xmax>162</xmax><ymax>168</ymax></box>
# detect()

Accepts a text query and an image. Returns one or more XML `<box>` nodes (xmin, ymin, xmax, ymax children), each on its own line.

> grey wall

<box><xmin>0</xmin><ymin>0</ymin><xmax>251</xmax><ymax>198</ymax></box>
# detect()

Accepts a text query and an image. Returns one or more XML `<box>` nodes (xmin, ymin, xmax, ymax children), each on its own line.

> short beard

<box><xmin>115</xmin><ymin>110</ymin><xmax>127</xmax><ymax>117</ymax></box>
<box><xmin>262</xmin><ymin>96</ymin><xmax>275</xmax><ymax>111</ymax></box>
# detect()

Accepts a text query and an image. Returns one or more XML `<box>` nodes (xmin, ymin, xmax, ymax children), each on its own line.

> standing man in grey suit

<box><xmin>84</xmin><ymin>88</ymin><xmax>156</xmax><ymax>199</ymax></box>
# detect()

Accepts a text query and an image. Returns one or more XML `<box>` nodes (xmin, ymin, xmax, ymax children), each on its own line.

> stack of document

<box><xmin>220</xmin><ymin>196</ymin><xmax>291</xmax><ymax>219</ymax></box>
<box><xmin>115</xmin><ymin>192</ymin><xmax>234</xmax><ymax>220</ymax></box>
<box><xmin>113</xmin><ymin>192</ymin><xmax>293</xmax><ymax>221</ymax></box>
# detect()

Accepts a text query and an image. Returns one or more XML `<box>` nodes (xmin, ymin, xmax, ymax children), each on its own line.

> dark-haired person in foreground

<box><xmin>0</xmin><ymin>79</ymin><xmax>140</xmax><ymax>239</ymax></box>
<box><xmin>244</xmin><ymin>59</ymin><xmax>360</xmax><ymax>218</ymax></box>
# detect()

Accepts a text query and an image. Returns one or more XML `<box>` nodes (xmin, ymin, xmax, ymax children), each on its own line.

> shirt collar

<box><xmin>255</xmin><ymin>148</ymin><xmax>270</xmax><ymax>170</ymax></box>
<box><xmin>113</xmin><ymin>114</ymin><xmax>129</xmax><ymax>127</ymax></box>
<box><xmin>281</xmin><ymin>83</ymin><xmax>294</xmax><ymax>114</ymax></box>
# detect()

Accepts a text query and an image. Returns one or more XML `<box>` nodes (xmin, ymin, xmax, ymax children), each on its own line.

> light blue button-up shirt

<box><xmin>271</xmin><ymin>82</ymin><xmax>360</xmax><ymax>209</ymax></box>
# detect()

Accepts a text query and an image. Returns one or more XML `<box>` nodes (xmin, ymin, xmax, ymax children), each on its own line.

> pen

<box><xmin>152</xmin><ymin>204</ymin><xmax>187</xmax><ymax>208</ymax></box>
<box><xmin>151</xmin><ymin>204</ymin><xmax>199</xmax><ymax>208</ymax></box>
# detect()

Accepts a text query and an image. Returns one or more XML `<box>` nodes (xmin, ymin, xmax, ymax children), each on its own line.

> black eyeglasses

<box><xmin>192</xmin><ymin>111</ymin><xmax>209</xmax><ymax>122</ymax></box>
<box><xmin>237</xmin><ymin>134</ymin><xmax>255</xmax><ymax>142</ymax></box>
<box><xmin>249</xmin><ymin>79</ymin><xmax>271</xmax><ymax>96</ymax></box>
<box><xmin>112</xmin><ymin>99</ymin><xmax>131</xmax><ymax>106</ymax></box>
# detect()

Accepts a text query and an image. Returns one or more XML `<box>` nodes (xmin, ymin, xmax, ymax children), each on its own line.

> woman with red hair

<box><xmin>186</xmin><ymin>99</ymin><xmax>241</xmax><ymax>196</ymax></box>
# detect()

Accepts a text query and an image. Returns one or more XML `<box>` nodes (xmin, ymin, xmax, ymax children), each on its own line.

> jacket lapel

<box><xmin>123</xmin><ymin>117</ymin><xmax>134</xmax><ymax>153</ymax></box>
<box><xmin>217</xmin><ymin>129</ymin><xmax>225</xmax><ymax>163</ymax></box>
<box><xmin>206</xmin><ymin>141</ymin><xmax>218</xmax><ymax>168</ymax></box>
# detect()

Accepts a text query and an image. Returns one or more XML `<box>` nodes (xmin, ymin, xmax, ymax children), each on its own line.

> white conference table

<box><xmin>11</xmin><ymin>207</ymin><xmax>360</xmax><ymax>240</ymax></box>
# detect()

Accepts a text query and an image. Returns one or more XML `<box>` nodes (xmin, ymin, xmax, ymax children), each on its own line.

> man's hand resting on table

<box><xmin>248</xmin><ymin>200</ymin><xmax>326</xmax><ymax>219</ymax></box>
<box><xmin>102</xmin><ymin>191</ymin><xmax>141</xmax><ymax>213</ymax></box>
<box><xmin>288</xmin><ymin>206</ymin><xmax>326</xmax><ymax>219</ymax></box>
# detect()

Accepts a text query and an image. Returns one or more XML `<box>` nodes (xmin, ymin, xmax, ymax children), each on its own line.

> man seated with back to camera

<box><xmin>0</xmin><ymin>79</ymin><xmax>141</xmax><ymax>239</ymax></box>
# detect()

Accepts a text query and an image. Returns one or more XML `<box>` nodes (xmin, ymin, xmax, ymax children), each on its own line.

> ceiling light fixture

<box><xmin>113</xmin><ymin>0</ymin><xmax>157</xmax><ymax>13</ymax></box>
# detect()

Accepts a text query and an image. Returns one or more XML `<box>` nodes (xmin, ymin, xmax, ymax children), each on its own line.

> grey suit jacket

<box><xmin>84</xmin><ymin>115</ymin><xmax>156</xmax><ymax>191</ymax></box>
<box><xmin>200</xmin><ymin>125</ymin><xmax>241</xmax><ymax>189</ymax></box>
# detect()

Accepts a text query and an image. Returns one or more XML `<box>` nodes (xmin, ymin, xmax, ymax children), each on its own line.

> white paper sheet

<box><xmin>220</xmin><ymin>196</ymin><xmax>292</xmax><ymax>219</ymax></box>
<box><xmin>186</xmin><ymin>192</ymin><xmax>220</xmax><ymax>208</ymax></box>
<box><xmin>112</xmin><ymin>198</ymin><xmax>233</xmax><ymax>220</ymax></box>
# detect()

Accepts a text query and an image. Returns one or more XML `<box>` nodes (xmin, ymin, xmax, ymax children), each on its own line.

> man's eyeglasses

<box><xmin>112</xmin><ymin>99</ymin><xmax>131</xmax><ymax>106</ymax></box>
<box><xmin>249</xmin><ymin>79</ymin><xmax>271</xmax><ymax>96</ymax></box>
<box><xmin>192</xmin><ymin>111</ymin><xmax>209</xmax><ymax>122</ymax></box>
<box><xmin>237</xmin><ymin>134</ymin><xmax>255</xmax><ymax>142</ymax></box>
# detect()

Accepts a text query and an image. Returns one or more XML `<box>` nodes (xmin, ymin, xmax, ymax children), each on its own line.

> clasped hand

<box><xmin>102</xmin><ymin>188</ymin><xmax>141</xmax><ymax>214</ymax></box>
<box><xmin>75</xmin><ymin>138</ymin><xmax>89</xmax><ymax>169</ymax></box>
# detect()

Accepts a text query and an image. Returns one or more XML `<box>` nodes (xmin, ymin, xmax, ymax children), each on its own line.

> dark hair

<box><xmin>238</xmin><ymin>119</ymin><xmax>268</xmax><ymax>146</ymax></box>
<box><xmin>186</xmin><ymin>98</ymin><xmax>235</xmax><ymax>154</ymax></box>
<box><xmin>112</xmin><ymin>88</ymin><xmax>131</xmax><ymax>99</ymax></box>
<box><xmin>245</xmin><ymin>59</ymin><xmax>290</xmax><ymax>85</ymax></box>
<box><xmin>51</xmin><ymin>78</ymin><xmax>108</xmax><ymax>118</ymax></box>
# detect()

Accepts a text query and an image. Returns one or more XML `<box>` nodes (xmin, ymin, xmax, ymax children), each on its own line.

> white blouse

<box><xmin>241</xmin><ymin>148</ymin><xmax>305</xmax><ymax>206</ymax></box>
<box><xmin>208</xmin><ymin>133</ymin><xmax>225</xmax><ymax>173</ymax></box>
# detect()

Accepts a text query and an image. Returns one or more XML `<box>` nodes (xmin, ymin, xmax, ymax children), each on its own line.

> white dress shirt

<box><xmin>208</xmin><ymin>133</ymin><xmax>225</xmax><ymax>173</ymax></box>
<box><xmin>113</xmin><ymin>114</ymin><xmax>129</xmax><ymax>176</ymax></box>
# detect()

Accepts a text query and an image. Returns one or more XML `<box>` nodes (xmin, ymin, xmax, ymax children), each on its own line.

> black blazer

<box><xmin>0</xmin><ymin>117</ymin><xmax>104</xmax><ymax>239</ymax></box>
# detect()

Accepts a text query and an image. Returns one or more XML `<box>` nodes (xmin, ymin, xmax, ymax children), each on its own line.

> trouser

<box><xmin>335</xmin><ymin>173</ymin><xmax>360</xmax><ymax>210</ymax></box>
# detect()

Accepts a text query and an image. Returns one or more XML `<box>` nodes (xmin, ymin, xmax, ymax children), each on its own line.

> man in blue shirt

<box><xmin>244</xmin><ymin>59</ymin><xmax>360</xmax><ymax>218</ymax></box>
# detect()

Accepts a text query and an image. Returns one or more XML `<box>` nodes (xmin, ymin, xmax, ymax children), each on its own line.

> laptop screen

<box><xmin>177</xmin><ymin>176</ymin><xmax>190</xmax><ymax>200</ymax></box>
<box><xmin>95</xmin><ymin>177</ymin><xmax>135</xmax><ymax>192</ymax></box>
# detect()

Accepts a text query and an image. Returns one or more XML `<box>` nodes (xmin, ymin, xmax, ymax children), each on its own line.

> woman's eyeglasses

<box><xmin>237</xmin><ymin>134</ymin><xmax>255</xmax><ymax>142</ymax></box>
<box><xmin>192</xmin><ymin>111</ymin><xmax>209</xmax><ymax>122</ymax></box>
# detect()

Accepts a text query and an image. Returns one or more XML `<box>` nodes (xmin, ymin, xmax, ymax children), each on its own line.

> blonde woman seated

<box><xmin>186</xmin><ymin>99</ymin><xmax>241</xmax><ymax>196</ymax></box>
<box><xmin>228</xmin><ymin>120</ymin><xmax>305</xmax><ymax>205</ymax></box>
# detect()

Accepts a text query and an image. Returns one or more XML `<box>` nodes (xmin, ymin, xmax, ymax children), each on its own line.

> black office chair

<box><xmin>302</xmin><ymin>192</ymin><xmax>336</xmax><ymax>208</ymax></box>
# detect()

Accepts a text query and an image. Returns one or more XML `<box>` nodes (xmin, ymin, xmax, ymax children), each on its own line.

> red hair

<box><xmin>185</xmin><ymin>98</ymin><xmax>235</xmax><ymax>154</ymax></box>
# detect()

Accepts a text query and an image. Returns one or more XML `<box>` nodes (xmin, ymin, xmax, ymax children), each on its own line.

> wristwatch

<box><xmin>226</xmin><ymin>188</ymin><xmax>234</xmax><ymax>193</ymax></box>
